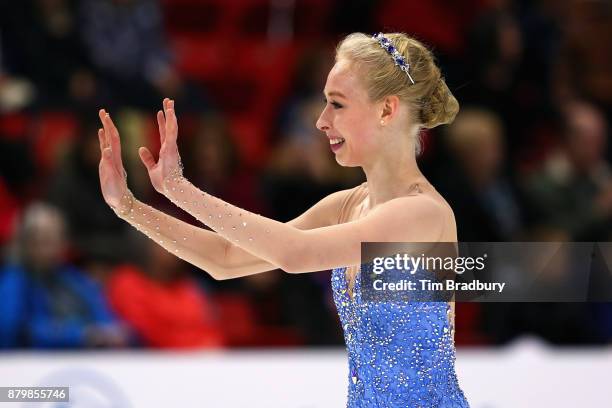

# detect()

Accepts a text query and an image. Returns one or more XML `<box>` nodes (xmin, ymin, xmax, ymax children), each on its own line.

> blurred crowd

<box><xmin>1</xmin><ymin>0</ymin><xmax>611</xmax><ymax>349</ymax></box>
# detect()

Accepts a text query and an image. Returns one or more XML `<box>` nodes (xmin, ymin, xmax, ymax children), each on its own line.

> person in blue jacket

<box><xmin>0</xmin><ymin>202</ymin><xmax>130</xmax><ymax>348</ymax></box>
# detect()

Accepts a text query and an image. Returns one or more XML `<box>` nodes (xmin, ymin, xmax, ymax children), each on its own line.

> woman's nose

<box><xmin>316</xmin><ymin>110</ymin><xmax>330</xmax><ymax>132</ymax></box>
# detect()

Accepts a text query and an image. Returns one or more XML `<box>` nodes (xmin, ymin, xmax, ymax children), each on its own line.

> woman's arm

<box><xmin>223</xmin><ymin>187</ymin><xmax>352</xmax><ymax>277</ymax></box>
<box><xmin>149</xmin><ymin>99</ymin><xmax>445</xmax><ymax>274</ymax></box>
<box><xmin>96</xmin><ymin>109</ymin><xmax>235</xmax><ymax>280</ymax></box>
<box><xmin>163</xmin><ymin>170</ymin><xmax>445</xmax><ymax>273</ymax></box>
<box><xmin>97</xmin><ymin>105</ymin><xmax>352</xmax><ymax>280</ymax></box>
<box><xmin>113</xmin><ymin>196</ymin><xmax>233</xmax><ymax>279</ymax></box>
<box><xmin>113</xmin><ymin>187</ymin><xmax>351</xmax><ymax>280</ymax></box>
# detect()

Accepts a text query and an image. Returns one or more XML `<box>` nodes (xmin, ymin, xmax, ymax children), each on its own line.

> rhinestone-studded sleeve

<box><xmin>161</xmin><ymin>166</ymin><xmax>299</xmax><ymax>271</ymax></box>
<box><xmin>109</xmin><ymin>189</ymin><xmax>230</xmax><ymax>274</ymax></box>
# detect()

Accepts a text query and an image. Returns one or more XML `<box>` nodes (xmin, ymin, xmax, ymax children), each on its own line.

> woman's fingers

<box><xmin>164</xmin><ymin>99</ymin><xmax>178</xmax><ymax>143</ymax></box>
<box><xmin>98</xmin><ymin>108</ymin><xmax>126</xmax><ymax>176</ymax></box>
<box><xmin>138</xmin><ymin>146</ymin><xmax>156</xmax><ymax>171</ymax></box>
<box><xmin>99</xmin><ymin>147</ymin><xmax>113</xmax><ymax>175</ymax></box>
<box><xmin>157</xmin><ymin>110</ymin><xmax>166</xmax><ymax>144</ymax></box>
<box><xmin>103</xmin><ymin>147</ymin><xmax>113</xmax><ymax>160</ymax></box>
<box><xmin>98</xmin><ymin>109</ymin><xmax>111</xmax><ymax>147</ymax></box>
<box><xmin>105</xmin><ymin>113</ymin><xmax>125</xmax><ymax>171</ymax></box>
<box><xmin>98</xmin><ymin>128</ymin><xmax>106</xmax><ymax>153</ymax></box>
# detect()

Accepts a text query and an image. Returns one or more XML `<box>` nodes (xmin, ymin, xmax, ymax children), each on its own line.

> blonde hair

<box><xmin>335</xmin><ymin>32</ymin><xmax>459</xmax><ymax>154</ymax></box>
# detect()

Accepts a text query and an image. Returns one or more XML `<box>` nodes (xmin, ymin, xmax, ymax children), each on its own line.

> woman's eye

<box><xmin>322</xmin><ymin>98</ymin><xmax>343</xmax><ymax>109</ymax></box>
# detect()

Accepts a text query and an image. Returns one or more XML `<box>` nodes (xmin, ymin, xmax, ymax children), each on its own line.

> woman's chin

<box><xmin>335</xmin><ymin>156</ymin><xmax>359</xmax><ymax>168</ymax></box>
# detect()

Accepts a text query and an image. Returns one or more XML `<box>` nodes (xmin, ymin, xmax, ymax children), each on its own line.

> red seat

<box><xmin>31</xmin><ymin>112</ymin><xmax>78</xmax><ymax>173</ymax></box>
<box><xmin>293</xmin><ymin>0</ymin><xmax>333</xmax><ymax>39</ymax></box>
<box><xmin>375</xmin><ymin>0</ymin><xmax>486</xmax><ymax>55</ymax></box>
<box><xmin>222</xmin><ymin>39</ymin><xmax>300</xmax><ymax>118</ymax></box>
<box><xmin>0</xmin><ymin>112</ymin><xmax>31</xmax><ymax>141</ymax></box>
<box><xmin>170</xmin><ymin>33</ymin><xmax>231</xmax><ymax>82</ymax></box>
<box><xmin>0</xmin><ymin>177</ymin><xmax>21</xmax><ymax>245</ymax></box>
<box><xmin>212</xmin><ymin>293</ymin><xmax>258</xmax><ymax>346</ymax></box>
<box><xmin>228</xmin><ymin>113</ymin><xmax>271</xmax><ymax>167</ymax></box>
<box><xmin>212</xmin><ymin>293</ymin><xmax>304</xmax><ymax>347</ymax></box>
<box><xmin>454</xmin><ymin>302</ymin><xmax>490</xmax><ymax>345</ymax></box>
<box><xmin>161</xmin><ymin>0</ymin><xmax>223</xmax><ymax>35</ymax></box>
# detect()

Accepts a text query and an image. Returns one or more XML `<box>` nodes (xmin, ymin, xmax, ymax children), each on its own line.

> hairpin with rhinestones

<box><xmin>372</xmin><ymin>33</ymin><xmax>415</xmax><ymax>85</ymax></box>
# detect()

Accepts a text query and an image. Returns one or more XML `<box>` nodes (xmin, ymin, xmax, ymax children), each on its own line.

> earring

<box><xmin>380</xmin><ymin>120</ymin><xmax>385</xmax><ymax>126</ymax></box>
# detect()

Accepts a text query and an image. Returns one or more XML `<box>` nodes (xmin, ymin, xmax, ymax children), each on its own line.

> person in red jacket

<box><xmin>107</xmin><ymin>238</ymin><xmax>224</xmax><ymax>348</ymax></box>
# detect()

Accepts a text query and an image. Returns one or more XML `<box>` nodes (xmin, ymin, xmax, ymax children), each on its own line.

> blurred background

<box><xmin>0</xmin><ymin>0</ymin><xmax>611</xmax><ymax>406</ymax></box>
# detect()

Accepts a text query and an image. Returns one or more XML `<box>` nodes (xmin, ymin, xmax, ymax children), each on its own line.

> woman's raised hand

<box><xmin>98</xmin><ymin>109</ymin><xmax>130</xmax><ymax>212</ymax></box>
<box><xmin>138</xmin><ymin>98</ymin><xmax>183</xmax><ymax>194</ymax></box>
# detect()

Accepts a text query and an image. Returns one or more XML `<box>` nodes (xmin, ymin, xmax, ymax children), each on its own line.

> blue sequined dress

<box><xmin>331</xmin><ymin>265</ymin><xmax>470</xmax><ymax>407</ymax></box>
<box><xmin>331</xmin><ymin>182</ymin><xmax>469</xmax><ymax>407</ymax></box>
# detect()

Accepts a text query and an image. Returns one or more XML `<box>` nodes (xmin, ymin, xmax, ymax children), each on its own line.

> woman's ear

<box><xmin>380</xmin><ymin>95</ymin><xmax>400</xmax><ymax>124</ymax></box>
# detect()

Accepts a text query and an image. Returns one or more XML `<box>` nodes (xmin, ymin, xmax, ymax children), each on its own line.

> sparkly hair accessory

<box><xmin>372</xmin><ymin>33</ymin><xmax>415</xmax><ymax>84</ymax></box>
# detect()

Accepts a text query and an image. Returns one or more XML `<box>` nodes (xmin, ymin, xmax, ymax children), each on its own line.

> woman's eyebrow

<box><xmin>324</xmin><ymin>91</ymin><xmax>347</xmax><ymax>99</ymax></box>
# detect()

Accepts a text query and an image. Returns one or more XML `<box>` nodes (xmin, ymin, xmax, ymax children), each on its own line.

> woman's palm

<box><xmin>97</xmin><ymin>110</ymin><xmax>128</xmax><ymax>210</ymax></box>
<box><xmin>138</xmin><ymin>98</ymin><xmax>181</xmax><ymax>194</ymax></box>
<box><xmin>98</xmin><ymin>99</ymin><xmax>180</xmax><ymax>211</ymax></box>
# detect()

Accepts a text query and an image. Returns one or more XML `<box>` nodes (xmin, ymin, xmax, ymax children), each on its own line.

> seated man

<box><xmin>0</xmin><ymin>202</ymin><xmax>130</xmax><ymax>348</ymax></box>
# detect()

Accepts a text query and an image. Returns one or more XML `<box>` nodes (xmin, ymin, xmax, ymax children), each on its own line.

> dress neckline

<box><xmin>344</xmin><ymin>180</ymin><xmax>430</xmax><ymax>299</ymax></box>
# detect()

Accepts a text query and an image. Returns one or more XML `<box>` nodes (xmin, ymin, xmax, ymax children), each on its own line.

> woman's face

<box><xmin>316</xmin><ymin>59</ymin><xmax>381</xmax><ymax>167</ymax></box>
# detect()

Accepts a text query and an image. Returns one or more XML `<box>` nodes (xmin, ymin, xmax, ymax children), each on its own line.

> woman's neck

<box><xmin>362</xmin><ymin>159</ymin><xmax>427</xmax><ymax>208</ymax></box>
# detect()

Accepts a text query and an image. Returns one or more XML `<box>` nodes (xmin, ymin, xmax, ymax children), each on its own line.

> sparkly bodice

<box><xmin>331</xmin><ymin>262</ymin><xmax>470</xmax><ymax>407</ymax></box>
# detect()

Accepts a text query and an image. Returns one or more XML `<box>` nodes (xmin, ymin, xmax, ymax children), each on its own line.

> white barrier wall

<box><xmin>1</xmin><ymin>338</ymin><xmax>611</xmax><ymax>407</ymax></box>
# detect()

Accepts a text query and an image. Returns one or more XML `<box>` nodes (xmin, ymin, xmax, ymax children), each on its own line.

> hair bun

<box><xmin>421</xmin><ymin>78</ymin><xmax>459</xmax><ymax>129</ymax></box>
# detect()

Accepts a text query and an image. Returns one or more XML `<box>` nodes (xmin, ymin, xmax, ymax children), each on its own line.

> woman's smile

<box><xmin>329</xmin><ymin>137</ymin><xmax>346</xmax><ymax>152</ymax></box>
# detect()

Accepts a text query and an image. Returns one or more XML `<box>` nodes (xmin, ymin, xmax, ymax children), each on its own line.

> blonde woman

<box><xmin>98</xmin><ymin>32</ymin><xmax>469</xmax><ymax>407</ymax></box>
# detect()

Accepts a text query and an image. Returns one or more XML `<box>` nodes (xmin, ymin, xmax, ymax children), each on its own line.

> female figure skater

<box><xmin>97</xmin><ymin>32</ymin><xmax>469</xmax><ymax>407</ymax></box>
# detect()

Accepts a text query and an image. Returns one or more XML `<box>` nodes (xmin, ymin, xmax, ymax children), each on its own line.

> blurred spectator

<box><xmin>463</xmin><ymin>8</ymin><xmax>523</xmax><ymax>115</ymax></box>
<box><xmin>554</xmin><ymin>0</ymin><xmax>612</xmax><ymax>110</ymax></box>
<box><xmin>461</xmin><ymin>5</ymin><xmax>548</xmax><ymax>161</ymax></box>
<box><xmin>523</xmin><ymin>100</ymin><xmax>612</xmax><ymax>241</ymax></box>
<box><xmin>0</xmin><ymin>131</ymin><xmax>36</xmax><ymax>199</ymax></box>
<box><xmin>0</xmin><ymin>50</ymin><xmax>36</xmax><ymax>112</ymax></box>
<box><xmin>435</xmin><ymin>108</ymin><xmax>526</xmax><ymax>241</ymax></box>
<box><xmin>107</xmin><ymin>238</ymin><xmax>225</xmax><ymax>349</ymax></box>
<box><xmin>274</xmin><ymin>45</ymin><xmax>332</xmax><ymax>145</ymax></box>
<box><xmin>77</xmin><ymin>0</ymin><xmax>208</xmax><ymax>111</ymax></box>
<box><xmin>181</xmin><ymin>113</ymin><xmax>267</xmax><ymax>215</ymax></box>
<box><xmin>480</xmin><ymin>100</ymin><xmax>612</xmax><ymax>346</ymax></box>
<box><xmin>262</xmin><ymin>111</ymin><xmax>362</xmax><ymax>222</ymax></box>
<box><xmin>45</xmin><ymin>117</ymin><xmax>133</xmax><ymax>264</ymax></box>
<box><xmin>0</xmin><ymin>0</ymin><xmax>96</xmax><ymax>108</ymax></box>
<box><xmin>0</xmin><ymin>202</ymin><xmax>130</xmax><ymax>348</ymax></box>
<box><xmin>0</xmin><ymin>120</ymin><xmax>36</xmax><ymax>242</ymax></box>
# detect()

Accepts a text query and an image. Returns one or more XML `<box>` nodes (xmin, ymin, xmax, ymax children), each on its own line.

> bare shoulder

<box><xmin>426</xmin><ymin>187</ymin><xmax>458</xmax><ymax>241</ymax></box>
<box><xmin>373</xmin><ymin>192</ymin><xmax>447</xmax><ymax>219</ymax></box>
<box><xmin>368</xmin><ymin>189</ymin><xmax>456</xmax><ymax>242</ymax></box>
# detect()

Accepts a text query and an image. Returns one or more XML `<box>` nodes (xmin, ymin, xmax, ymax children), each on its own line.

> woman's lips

<box><xmin>330</xmin><ymin>140</ymin><xmax>344</xmax><ymax>152</ymax></box>
<box><xmin>329</xmin><ymin>137</ymin><xmax>345</xmax><ymax>152</ymax></box>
